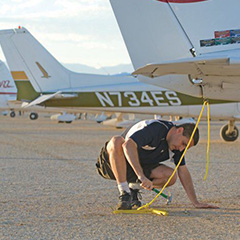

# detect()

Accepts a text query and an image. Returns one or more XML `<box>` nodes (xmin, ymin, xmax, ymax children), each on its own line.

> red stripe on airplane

<box><xmin>157</xmin><ymin>0</ymin><xmax>207</xmax><ymax>3</ymax></box>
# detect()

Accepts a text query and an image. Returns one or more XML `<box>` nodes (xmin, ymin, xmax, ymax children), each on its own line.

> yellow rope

<box><xmin>204</xmin><ymin>101</ymin><xmax>210</xmax><ymax>180</ymax></box>
<box><xmin>138</xmin><ymin>100</ymin><xmax>209</xmax><ymax>210</ymax></box>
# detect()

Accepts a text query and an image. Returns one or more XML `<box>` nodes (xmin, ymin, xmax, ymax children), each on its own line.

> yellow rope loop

<box><xmin>204</xmin><ymin>101</ymin><xmax>210</xmax><ymax>180</ymax></box>
<box><xmin>137</xmin><ymin>203</ymin><xmax>150</xmax><ymax>210</ymax></box>
<box><xmin>140</xmin><ymin>101</ymin><xmax>208</xmax><ymax>208</ymax></box>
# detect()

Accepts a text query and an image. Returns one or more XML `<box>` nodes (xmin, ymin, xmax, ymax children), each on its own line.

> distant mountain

<box><xmin>100</xmin><ymin>64</ymin><xmax>134</xmax><ymax>75</ymax></box>
<box><xmin>3</xmin><ymin>60</ymin><xmax>133</xmax><ymax>75</ymax></box>
<box><xmin>63</xmin><ymin>63</ymin><xmax>134</xmax><ymax>75</ymax></box>
<box><xmin>63</xmin><ymin>63</ymin><xmax>100</xmax><ymax>74</ymax></box>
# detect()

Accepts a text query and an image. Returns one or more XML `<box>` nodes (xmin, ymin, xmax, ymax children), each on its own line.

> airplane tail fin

<box><xmin>0</xmin><ymin>27</ymin><xmax>71</xmax><ymax>93</ymax></box>
<box><xmin>110</xmin><ymin>0</ymin><xmax>240</xmax><ymax>69</ymax></box>
<box><xmin>11</xmin><ymin>69</ymin><xmax>39</xmax><ymax>102</ymax></box>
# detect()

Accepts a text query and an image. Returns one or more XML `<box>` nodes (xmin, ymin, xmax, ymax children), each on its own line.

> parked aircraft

<box><xmin>110</xmin><ymin>0</ymin><xmax>240</xmax><ymax>141</ymax></box>
<box><xmin>111</xmin><ymin>0</ymin><xmax>240</xmax><ymax>101</ymax></box>
<box><xmin>0</xmin><ymin>59</ymin><xmax>79</xmax><ymax>121</ymax></box>
<box><xmin>0</xmin><ymin>27</ymin><xmax>239</xmax><ymax>141</ymax></box>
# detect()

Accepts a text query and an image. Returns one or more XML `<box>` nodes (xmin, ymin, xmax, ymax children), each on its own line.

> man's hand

<box><xmin>178</xmin><ymin>166</ymin><xmax>219</xmax><ymax>209</ymax></box>
<box><xmin>193</xmin><ymin>201</ymin><xmax>219</xmax><ymax>209</ymax></box>
<box><xmin>138</xmin><ymin>176</ymin><xmax>153</xmax><ymax>190</ymax></box>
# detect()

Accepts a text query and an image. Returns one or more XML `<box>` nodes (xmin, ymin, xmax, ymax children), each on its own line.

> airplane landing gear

<box><xmin>10</xmin><ymin>111</ymin><xmax>16</xmax><ymax>118</ymax></box>
<box><xmin>29</xmin><ymin>112</ymin><xmax>38</xmax><ymax>120</ymax></box>
<box><xmin>220</xmin><ymin>120</ymin><xmax>239</xmax><ymax>142</ymax></box>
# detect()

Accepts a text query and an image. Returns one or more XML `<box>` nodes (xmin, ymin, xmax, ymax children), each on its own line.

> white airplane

<box><xmin>0</xmin><ymin>27</ymin><xmax>239</xmax><ymax>141</ymax></box>
<box><xmin>0</xmin><ymin>60</ymin><xmax>17</xmax><ymax>114</ymax></box>
<box><xmin>0</xmin><ymin>60</ymin><xmax>73</xmax><ymax>120</ymax></box>
<box><xmin>110</xmin><ymin>0</ymin><xmax>240</xmax><ymax>102</ymax></box>
<box><xmin>110</xmin><ymin>0</ymin><xmax>240</xmax><ymax>141</ymax></box>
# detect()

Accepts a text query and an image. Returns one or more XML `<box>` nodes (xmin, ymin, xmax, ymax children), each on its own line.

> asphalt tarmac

<box><xmin>1</xmin><ymin>115</ymin><xmax>239</xmax><ymax>239</ymax></box>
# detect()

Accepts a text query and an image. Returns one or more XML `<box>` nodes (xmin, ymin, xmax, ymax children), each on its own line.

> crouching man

<box><xmin>96</xmin><ymin>119</ymin><xmax>218</xmax><ymax>210</ymax></box>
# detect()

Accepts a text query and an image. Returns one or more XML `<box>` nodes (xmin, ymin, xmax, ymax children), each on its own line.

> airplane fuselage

<box><xmin>13</xmin><ymin>77</ymin><xmax>240</xmax><ymax>120</ymax></box>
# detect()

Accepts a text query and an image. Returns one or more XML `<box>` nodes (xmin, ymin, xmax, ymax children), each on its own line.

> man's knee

<box><xmin>151</xmin><ymin>165</ymin><xmax>178</xmax><ymax>187</ymax></box>
<box><xmin>169</xmin><ymin>171</ymin><xmax>177</xmax><ymax>186</ymax></box>
<box><xmin>106</xmin><ymin>136</ymin><xmax>125</xmax><ymax>154</ymax></box>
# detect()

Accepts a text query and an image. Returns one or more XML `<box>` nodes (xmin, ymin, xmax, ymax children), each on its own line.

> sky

<box><xmin>0</xmin><ymin>0</ymin><xmax>131</xmax><ymax>68</ymax></box>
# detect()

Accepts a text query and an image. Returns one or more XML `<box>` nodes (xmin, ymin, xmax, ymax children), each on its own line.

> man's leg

<box><xmin>129</xmin><ymin>182</ymin><xmax>142</xmax><ymax>208</ymax></box>
<box><xmin>106</xmin><ymin>136</ymin><xmax>128</xmax><ymax>184</ymax></box>
<box><xmin>106</xmin><ymin>136</ymin><xmax>132</xmax><ymax>209</ymax></box>
<box><xmin>150</xmin><ymin>164</ymin><xmax>177</xmax><ymax>188</ymax></box>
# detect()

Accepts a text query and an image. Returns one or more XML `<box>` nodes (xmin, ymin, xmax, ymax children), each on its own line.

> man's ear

<box><xmin>177</xmin><ymin>127</ymin><xmax>184</xmax><ymax>134</ymax></box>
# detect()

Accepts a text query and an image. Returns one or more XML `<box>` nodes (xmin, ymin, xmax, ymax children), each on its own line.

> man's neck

<box><xmin>166</xmin><ymin>126</ymin><xmax>176</xmax><ymax>143</ymax></box>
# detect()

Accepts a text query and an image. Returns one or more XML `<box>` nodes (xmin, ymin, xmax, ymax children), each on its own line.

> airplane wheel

<box><xmin>10</xmin><ymin>111</ymin><xmax>16</xmax><ymax>118</ymax></box>
<box><xmin>220</xmin><ymin>124</ymin><xmax>239</xmax><ymax>142</ymax></box>
<box><xmin>29</xmin><ymin>112</ymin><xmax>38</xmax><ymax>120</ymax></box>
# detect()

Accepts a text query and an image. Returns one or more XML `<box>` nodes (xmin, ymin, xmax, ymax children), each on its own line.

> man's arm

<box><xmin>122</xmin><ymin>138</ymin><xmax>153</xmax><ymax>190</ymax></box>
<box><xmin>178</xmin><ymin>165</ymin><xmax>219</xmax><ymax>209</ymax></box>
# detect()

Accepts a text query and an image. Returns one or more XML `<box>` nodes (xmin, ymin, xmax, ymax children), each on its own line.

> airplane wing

<box><xmin>132</xmin><ymin>56</ymin><xmax>240</xmax><ymax>78</ymax></box>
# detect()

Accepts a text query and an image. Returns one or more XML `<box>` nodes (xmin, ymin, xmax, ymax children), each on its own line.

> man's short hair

<box><xmin>176</xmin><ymin>123</ymin><xmax>199</xmax><ymax>146</ymax></box>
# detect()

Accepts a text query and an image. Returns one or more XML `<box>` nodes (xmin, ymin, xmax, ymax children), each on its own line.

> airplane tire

<box><xmin>220</xmin><ymin>124</ymin><xmax>239</xmax><ymax>142</ymax></box>
<box><xmin>29</xmin><ymin>112</ymin><xmax>38</xmax><ymax>120</ymax></box>
<box><xmin>10</xmin><ymin>111</ymin><xmax>16</xmax><ymax>118</ymax></box>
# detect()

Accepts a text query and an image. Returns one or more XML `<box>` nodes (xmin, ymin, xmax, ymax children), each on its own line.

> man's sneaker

<box><xmin>130</xmin><ymin>188</ymin><xmax>142</xmax><ymax>208</ymax></box>
<box><xmin>117</xmin><ymin>191</ymin><xmax>132</xmax><ymax>210</ymax></box>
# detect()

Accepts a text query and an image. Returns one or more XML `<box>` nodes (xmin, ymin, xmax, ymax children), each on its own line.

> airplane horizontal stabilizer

<box><xmin>133</xmin><ymin>56</ymin><xmax>240</xmax><ymax>78</ymax></box>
